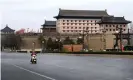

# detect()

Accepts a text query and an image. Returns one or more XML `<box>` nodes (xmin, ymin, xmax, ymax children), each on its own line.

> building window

<box><xmin>71</xmin><ymin>27</ymin><xmax>73</xmax><ymax>29</ymax></box>
<box><xmin>86</xmin><ymin>27</ymin><xmax>89</xmax><ymax>30</ymax></box>
<box><xmin>110</xmin><ymin>25</ymin><xmax>111</xmax><ymax>27</ymax></box>
<box><xmin>63</xmin><ymin>30</ymin><xmax>65</xmax><ymax>32</ymax></box>
<box><xmin>91</xmin><ymin>27</ymin><xmax>93</xmax><ymax>29</ymax></box>
<box><xmin>63</xmin><ymin>27</ymin><xmax>65</xmax><ymax>29</ymax></box>
<box><xmin>71</xmin><ymin>23</ymin><xmax>73</xmax><ymax>25</ymax></box>
<box><xmin>106</xmin><ymin>29</ymin><xmax>108</xmax><ymax>31</ymax></box>
<box><xmin>75</xmin><ymin>23</ymin><xmax>77</xmax><ymax>25</ymax></box>
<box><xmin>75</xmin><ymin>27</ymin><xmax>77</xmax><ymax>29</ymax></box>
<box><xmin>83</xmin><ymin>27</ymin><xmax>85</xmax><ymax>29</ymax></box>
<box><xmin>113</xmin><ymin>29</ymin><xmax>115</xmax><ymax>31</ymax></box>
<box><xmin>124</xmin><ymin>25</ymin><xmax>126</xmax><ymax>27</ymax></box>
<box><xmin>67</xmin><ymin>30</ymin><xmax>69</xmax><ymax>32</ymax></box>
<box><xmin>75</xmin><ymin>20</ymin><xmax>77</xmax><ymax>22</ymax></box>
<box><xmin>79</xmin><ymin>20</ymin><xmax>81</xmax><ymax>22</ymax></box>
<box><xmin>113</xmin><ymin>25</ymin><xmax>115</xmax><ymax>27</ymax></box>
<box><xmin>95</xmin><ymin>30</ymin><xmax>97</xmax><ymax>32</ymax></box>
<box><xmin>75</xmin><ymin>30</ymin><xmax>77</xmax><ymax>32</ymax></box>
<box><xmin>95</xmin><ymin>23</ymin><xmax>97</xmax><ymax>25</ymax></box>
<box><xmin>110</xmin><ymin>29</ymin><xmax>112</xmax><ymax>31</ymax></box>
<box><xmin>79</xmin><ymin>27</ymin><xmax>81</xmax><ymax>29</ymax></box>
<box><xmin>120</xmin><ymin>25</ymin><xmax>122</xmax><ymax>27</ymax></box>
<box><xmin>63</xmin><ymin>20</ymin><xmax>65</xmax><ymax>22</ymax></box>
<box><xmin>67</xmin><ymin>20</ymin><xmax>69</xmax><ymax>22</ymax></box>
<box><xmin>106</xmin><ymin>25</ymin><xmax>108</xmax><ymax>27</ymax></box>
<box><xmin>87</xmin><ymin>23</ymin><xmax>89</xmax><ymax>25</ymax></box>
<box><xmin>67</xmin><ymin>27</ymin><xmax>69</xmax><ymax>29</ymax></box>
<box><xmin>63</xmin><ymin>23</ymin><xmax>65</xmax><ymax>25</ymax></box>
<box><xmin>71</xmin><ymin>30</ymin><xmax>73</xmax><ymax>32</ymax></box>
<box><xmin>123</xmin><ymin>29</ymin><xmax>126</xmax><ymax>31</ymax></box>
<box><xmin>67</xmin><ymin>23</ymin><xmax>69</xmax><ymax>25</ymax></box>
<box><xmin>87</xmin><ymin>20</ymin><xmax>89</xmax><ymax>22</ymax></box>
<box><xmin>95</xmin><ymin>20</ymin><xmax>97</xmax><ymax>22</ymax></box>
<box><xmin>83</xmin><ymin>23</ymin><xmax>85</xmax><ymax>25</ymax></box>
<box><xmin>91</xmin><ymin>24</ymin><xmax>93</xmax><ymax>25</ymax></box>
<box><xmin>83</xmin><ymin>20</ymin><xmax>85</xmax><ymax>22</ymax></box>
<box><xmin>91</xmin><ymin>20</ymin><xmax>92</xmax><ymax>22</ymax></box>
<box><xmin>79</xmin><ymin>23</ymin><xmax>81</xmax><ymax>25</ymax></box>
<box><xmin>95</xmin><ymin>27</ymin><xmax>97</xmax><ymax>29</ymax></box>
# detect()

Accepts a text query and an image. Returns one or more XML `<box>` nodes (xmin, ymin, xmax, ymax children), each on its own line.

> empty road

<box><xmin>1</xmin><ymin>52</ymin><xmax>133</xmax><ymax>80</ymax></box>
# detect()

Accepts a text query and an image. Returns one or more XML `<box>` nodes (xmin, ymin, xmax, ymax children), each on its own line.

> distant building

<box><xmin>41</xmin><ymin>20</ymin><xmax>57</xmax><ymax>36</ymax></box>
<box><xmin>1</xmin><ymin>25</ymin><xmax>15</xmax><ymax>34</ymax></box>
<box><xmin>16</xmin><ymin>29</ymin><xmax>25</xmax><ymax>34</ymax></box>
<box><xmin>54</xmin><ymin>9</ymin><xmax>131</xmax><ymax>35</ymax></box>
<box><xmin>54</xmin><ymin>9</ymin><xmax>110</xmax><ymax>34</ymax></box>
<box><xmin>98</xmin><ymin>16</ymin><xmax>131</xmax><ymax>33</ymax></box>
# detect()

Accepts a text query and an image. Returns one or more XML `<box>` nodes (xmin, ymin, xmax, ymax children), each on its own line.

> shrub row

<box><xmin>43</xmin><ymin>51</ymin><xmax>133</xmax><ymax>55</ymax></box>
<box><xmin>17</xmin><ymin>51</ymin><xmax>41</xmax><ymax>53</ymax></box>
<box><xmin>17</xmin><ymin>51</ymin><xmax>133</xmax><ymax>55</ymax></box>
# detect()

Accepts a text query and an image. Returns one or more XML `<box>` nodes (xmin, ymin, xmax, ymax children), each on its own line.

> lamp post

<box><xmin>80</xmin><ymin>28</ymin><xmax>85</xmax><ymax>50</ymax></box>
<box><xmin>56</xmin><ymin>38</ymin><xmax>61</xmax><ymax>52</ymax></box>
<box><xmin>102</xmin><ymin>30</ymin><xmax>106</xmax><ymax>50</ymax></box>
<box><xmin>79</xmin><ymin>36</ymin><xmax>84</xmax><ymax>50</ymax></box>
<box><xmin>42</xmin><ymin>41</ymin><xmax>44</xmax><ymax>53</ymax></box>
<box><xmin>32</xmin><ymin>42</ymin><xmax>35</xmax><ymax>52</ymax></box>
<box><xmin>116</xmin><ymin>28</ymin><xmax>123</xmax><ymax>52</ymax></box>
<box><xmin>127</xmin><ymin>28</ymin><xmax>130</xmax><ymax>45</ymax></box>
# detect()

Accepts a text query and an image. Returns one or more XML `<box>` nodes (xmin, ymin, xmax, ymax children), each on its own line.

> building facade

<box><xmin>54</xmin><ymin>9</ymin><xmax>110</xmax><ymax>34</ymax></box>
<box><xmin>98</xmin><ymin>16</ymin><xmax>131</xmax><ymax>34</ymax></box>
<box><xmin>54</xmin><ymin>9</ymin><xmax>131</xmax><ymax>35</ymax></box>
<box><xmin>41</xmin><ymin>20</ymin><xmax>57</xmax><ymax>36</ymax></box>
<box><xmin>1</xmin><ymin>25</ymin><xmax>15</xmax><ymax>34</ymax></box>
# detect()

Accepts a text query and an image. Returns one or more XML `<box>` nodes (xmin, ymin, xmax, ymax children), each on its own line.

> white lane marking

<box><xmin>127</xmin><ymin>78</ymin><xmax>133</xmax><ymax>80</ymax></box>
<box><xmin>12</xmin><ymin>64</ymin><xmax>56</xmax><ymax>80</ymax></box>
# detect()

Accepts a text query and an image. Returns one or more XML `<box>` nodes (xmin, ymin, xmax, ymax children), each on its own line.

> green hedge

<box><xmin>43</xmin><ymin>51</ymin><xmax>133</xmax><ymax>55</ymax></box>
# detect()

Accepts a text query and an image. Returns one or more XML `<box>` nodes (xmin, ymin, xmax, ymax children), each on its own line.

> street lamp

<box><xmin>78</xmin><ymin>36</ymin><xmax>84</xmax><ymax>50</ymax></box>
<box><xmin>102</xmin><ymin>30</ymin><xmax>106</xmax><ymax>50</ymax></box>
<box><xmin>32</xmin><ymin>42</ymin><xmax>35</xmax><ymax>52</ymax></box>
<box><xmin>79</xmin><ymin>36</ymin><xmax>82</xmax><ymax>39</ymax></box>
<box><xmin>116</xmin><ymin>27</ymin><xmax>123</xmax><ymax>52</ymax></box>
<box><xmin>42</xmin><ymin>41</ymin><xmax>44</xmax><ymax>53</ymax></box>
<box><xmin>56</xmin><ymin>38</ymin><xmax>61</xmax><ymax>52</ymax></box>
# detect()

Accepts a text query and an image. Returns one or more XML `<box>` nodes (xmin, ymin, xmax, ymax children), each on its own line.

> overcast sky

<box><xmin>0</xmin><ymin>0</ymin><xmax>133</xmax><ymax>31</ymax></box>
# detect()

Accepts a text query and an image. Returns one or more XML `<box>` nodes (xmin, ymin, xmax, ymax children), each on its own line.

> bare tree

<box><xmin>2</xmin><ymin>34</ymin><xmax>22</xmax><ymax>51</ymax></box>
<box><xmin>130</xmin><ymin>23</ymin><xmax>133</xmax><ymax>46</ymax></box>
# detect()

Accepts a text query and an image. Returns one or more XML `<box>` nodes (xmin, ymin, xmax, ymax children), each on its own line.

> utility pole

<box><xmin>127</xmin><ymin>28</ymin><xmax>130</xmax><ymax>45</ymax></box>
<box><xmin>82</xmin><ymin>28</ymin><xmax>85</xmax><ymax>50</ymax></box>
<box><xmin>102</xmin><ymin>30</ymin><xmax>106</xmax><ymax>50</ymax></box>
<box><xmin>32</xmin><ymin>42</ymin><xmax>35</xmax><ymax>52</ymax></box>
<box><xmin>119</xmin><ymin>28</ymin><xmax>123</xmax><ymax>52</ymax></box>
<box><xmin>42</xmin><ymin>41</ymin><xmax>44</xmax><ymax>53</ymax></box>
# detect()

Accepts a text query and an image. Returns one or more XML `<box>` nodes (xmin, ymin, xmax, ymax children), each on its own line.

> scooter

<box><xmin>31</xmin><ymin>55</ymin><xmax>37</xmax><ymax>64</ymax></box>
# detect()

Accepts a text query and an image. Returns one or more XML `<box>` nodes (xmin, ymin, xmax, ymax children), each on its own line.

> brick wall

<box><xmin>21</xmin><ymin>36</ymin><xmax>41</xmax><ymax>50</ymax></box>
<box><xmin>63</xmin><ymin>45</ymin><xmax>83</xmax><ymax>52</ymax></box>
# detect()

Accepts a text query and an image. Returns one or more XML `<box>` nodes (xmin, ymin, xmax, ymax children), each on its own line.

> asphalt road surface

<box><xmin>1</xmin><ymin>52</ymin><xmax>133</xmax><ymax>80</ymax></box>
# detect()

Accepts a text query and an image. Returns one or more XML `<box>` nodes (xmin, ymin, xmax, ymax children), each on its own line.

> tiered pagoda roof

<box><xmin>41</xmin><ymin>20</ymin><xmax>56</xmax><ymax>28</ymax></box>
<box><xmin>54</xmin><ymin>9</ymin><xmax>110</xmax><ymax>19</ymax></box>
<box><xmin>1</xmin><ymin>25</ymin><xmax>15</xmax><ymax>33</ymax></box>
<box><xmin>97</xmin><ymin>16</ymin><xmax>131</xmax><ymax>24</ymax></box>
